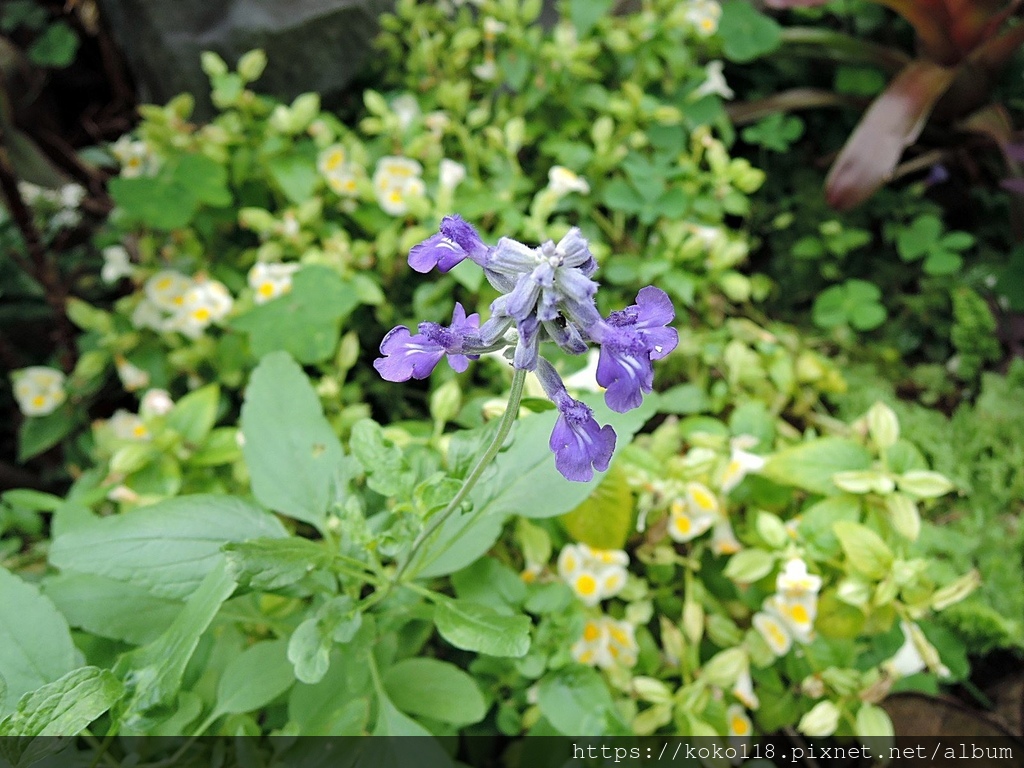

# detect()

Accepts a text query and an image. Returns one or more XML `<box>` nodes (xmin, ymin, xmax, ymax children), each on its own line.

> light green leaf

<box><xmin>115</xmin><ymin>564</ymin><xmax>237</xmax><ymax>722</ymax></box>
<box><xmin>49</xmin><ymin>495</ymin><xmax>286</xmax><ymax>600</ymax></box>
<box><xmin>0</xmin><ymin>667</ymin><xmax>122</xmax><ymax>737</ymax></box>
<box><xmin>288</xmin><ymin>618</ymin><xmax>331</xmax><ymax>685</ymax></box>
<box><xmin>383</xmin><ymin>658</ymin><xmax>486</xmax><ymax>726</ymax></box>
<box><xmin>215</xmin><ymin>639</ymin><xmax>294</xmax><ymax>715</ymax></box>
<box><xmin>433</xmin><ymin>598</ymin><xmax>531</xmax><ymax>658</ymax></box>
<box><xmin>560</xmin><ymin>463</ymin><xmax>633</xmax><ymax>550</ymax></box>
<box><xmin>42</xmin><ymin>573</ymin><xmax>181</xmax><ymax>645</ymax></box>
<box><xmin>760</xmin><ymin>437</ymin><xmax>872</xmax><ymax>495</ymax></box>
<box><xmin>0</xmin><ymin>567</ymin><xmax>81</xmax><ymax>714</ymax></box>
<box><xmin>223</xmin><ymin>537</ymin><xmax>334</xmax><ymax>592</ymax></box>
<box><xmin>833</xmin><ymin>521</ymin><xmax>893</xmax><ymax>580</ymax></box>
<box><xmin>231</xmin><ymin>266</ymin><xmax>359</xmax><ymax>364</ymax></box>
<box><xmin>537</xmin><ymin>667</ymin><xmax>619</xmax><ymax>736</ymax></box>
<box><xmin>723</xmin><ymin>548</ymin><xmax>775</xmax><ymax>583</ymax></box>
<box><xmin>373</xmin><ymin>691</ymin><xmax>432</xmax><ymax>736</ymax></box>
<box><xmin>165</xmin><ymin>384</ymin><xmax>219</xmax><ymax>445</ymax></box>
<box><xmin>719</xmin><ymin>1</ymin><xmax>782</xmax><ymax>62</ymax></box>
<box><xmin>240</xmin><ymin>351</ymin><xmax>354</xmax><ymax>531</ymax></box>
<box><xmin>897</xmin><ymin>470</ymin><xmax>954</xmax><ymax>499</ymax></box>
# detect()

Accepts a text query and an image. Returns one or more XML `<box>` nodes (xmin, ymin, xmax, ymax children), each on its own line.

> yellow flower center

<box><xmin>575</xmin><ymin>573</ymin><xmax>597</xmax><ymax>597</ymax></box>
<box><xmin>731</xmin><ymin>715</ymin><xmax>750</xmax><ymax>736</ymax></box>
<box><xmin>787</xmin><ymin>603</ymin><xmax>810</xmax><ymax>625</ymax></box>
<box><xmin>583</xmin><ymin>622</ymin><xmax>601</xmax><ymax>642</ymax></box>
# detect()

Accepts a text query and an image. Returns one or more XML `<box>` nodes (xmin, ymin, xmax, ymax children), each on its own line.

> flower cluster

<box><xmin>752</xmin><ymin>558</ymin><xmax>822</xmax><ymax>656</ymax></box>
<box><xmin>318</xmin><ymin>145</ymin><xmax>361</xmax><ymax>197</ymax></box>
<box><xmin>557</xmin><ymin>543</ymin><xmax>629</xmax><ymax>606</ymax></box>
<box><xmin>133</xmin><ymin>271</ymin><xmax>234</xmax><ymax>338</ymax></box>
<box><xmin>570</xmin><ymin>615</ymin><xmax>638</xmax><ymax>669</ymax></box>
<box><xmin>11</xmin><ymin>366</ymin><xmax>67</xmax><ymax>417</ymax></box>
<box><xmin>111</xmin><ymin>136</ymin><xmax>159</xmax><ymax>178</ymax></box>
<box><xmin>374</xmin><ymin>216</ymin><xmax>677</xmax><ymax>481</ymax></box>
<box><xmin>247</xmin><ymin>262</ymin><xmax>299</xmax><ymax>304</ymax></box>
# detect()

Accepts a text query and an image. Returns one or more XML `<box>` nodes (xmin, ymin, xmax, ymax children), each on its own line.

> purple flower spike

<box><xmin>373</xmin><ymin>303</ymin><xmax>480</xmax><ymax>381</ymax></box>
<box><xmin>408</xmin><ymin>215</ymin><xmax>489</xmax><ymax>274</ymax></box>
<box><xmin>592</xmin><ymin>286</ymin><xmax>678</xmax><ymax>413</ymax></box>
<box><xmin>550</xmin><ymin>397</ymin><xmax>617</xmax><ymax>482</ymax></box>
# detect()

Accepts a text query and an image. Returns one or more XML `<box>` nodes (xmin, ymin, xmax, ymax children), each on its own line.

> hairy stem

<box><xmin>393</xmin><ymin>367</ymin><xmax>527</xmax><ymax>583</ymax></box>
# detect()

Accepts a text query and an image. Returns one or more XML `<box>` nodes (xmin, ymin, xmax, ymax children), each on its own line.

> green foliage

<box><xmin>949</xmin><ymin>287</ymin><xmax>1000</xmax><ymax>384</ymax></box>
<box><xmin>812</xmin><ymin>279</ymin><xmax>887</xmax><ymax>331</ymax></box>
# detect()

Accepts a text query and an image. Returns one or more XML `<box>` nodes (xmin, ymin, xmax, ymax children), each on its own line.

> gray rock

<box><xmin>97</xmin><ymin>0</ymin><xmax>394</xmax><ymax>117</ymax></box>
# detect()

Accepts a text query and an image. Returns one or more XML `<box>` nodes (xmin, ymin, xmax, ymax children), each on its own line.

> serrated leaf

<box><xmin>0</xmin><ymin>667</ymin><xmax>122</xmax><ymax>737</ymax></box>
<box><xmin>223</xmin><ymin>537</ymin><xmax>333</xmax><ymax>591</ymax></box>
<box><xmin>433</xmin><ymin>598</ymin><xmax>531</xmax><ymax>658</ymax></box>
<box><xmin>240</xmin><ymin>351</ymin><xmax>354</xmax><ymax>531</ymax></box>
<box><xmin>49</xmin><ymin>495</ymin><xmax>285</xmax><ymax>600</ymax></box>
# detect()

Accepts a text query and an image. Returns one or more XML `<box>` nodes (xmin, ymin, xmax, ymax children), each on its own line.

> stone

<box><xmin>97</xmin><ymin>0</ymin><xmax>394</xmax><ymax>117</ymax></box>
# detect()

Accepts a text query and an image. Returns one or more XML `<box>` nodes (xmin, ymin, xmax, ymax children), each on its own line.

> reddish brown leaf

<box><xmin>825</xmin><ymin>60</ymin><xmax>957</xmax><ymax>210</ymax></box>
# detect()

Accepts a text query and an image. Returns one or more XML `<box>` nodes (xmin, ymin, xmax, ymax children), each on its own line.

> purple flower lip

<box><xmin>592</xmin><ymin>286</ymin><xmax>678</xmax><ymax>412</ymax></box>
<box><xmin>408</xmin><ymin>215</ymin><xmax>490</xmax><ymax>274</ymax></box>
<box><xmin>549</xmin><ymin>397</ymin><xmax>616</xmax><ymax>482</ymax></box>
<box><xmin>373</xmin><ymin>302</ymin><xmax>481</xmax><ymax>381</ymax></box>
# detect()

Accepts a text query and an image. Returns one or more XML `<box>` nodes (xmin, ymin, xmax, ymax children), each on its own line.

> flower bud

<box><xmin>866</xmin><ymin>402</ymin><xmax>900</xmax><ymax>448</ymax></box>
<box><xmin>798</xmin><ymin>701</ymin><xmax>840</xmax><ymax>737</ymax></box>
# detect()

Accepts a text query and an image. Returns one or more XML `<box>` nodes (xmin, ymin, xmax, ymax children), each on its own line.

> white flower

<box><xmin>111</xmin><ymin>136</ymin><xmax>157</xmax><ymax>178</ymax></box>
<box><xmin>12</xmin><ymin>366</ymin><xmax>66</xmax><ymax>416</ymax></box>
<box><xmin>373</xmin><ymin>156</ymin><xmax>425</xmax><ymax>216</ymax></box>
<box><xmin>140</xmin><ymin>388</ymin><xmax>174</xmax><ymax>417</ymax></box>
<box><xmin>115</xmin><ymin>356</ymin><xmax>150</xmax><ymax>392</ymax></box>
<box><xmin>317</xmin><ymin>145</ymin><xmax>348</xmax><ymax>176</ymax></box>
<box><xmin>108</xmin><ymin>409</ymin><xmax>149</xmax><ymax>441</ymax></box>
<box><xmin>438</xmin><ymin>158</ymin><xmax>467</xmax><ymax>190</ymax></box>
<box><xmin>18</xmin><ymin>181</ymin><xmax>42</xmax><ymax>205</ymax></box>
<box><xmin>727</xmin><ymin>704</ymin><xmax>753</xmax><ymax>740</ymax></box>
<box><xmin>482</xmin><ymin>16</ymin><xmax>506</xmax><ymax>39</ymax></box>
<box><xmin>776</xmin><ymin>558</ymin><xmax>823</xmax><ymax>597</ymax></box>
<box><xmin>711</xmin><ymin>518</ymin><xmax>742</xmax><ymax>555</ymax></box>
<box><xmin>248</xmin><ymin>262</ymin><xmax>299</xmax><ymax>304</ymax></box>
<box><xmin>693</xmin><ymin>60</ymin><xmax>734</xmax><ymax>100</ymax></box>
<box><xmin>472</xmin><ymin>57</ymin><xmax>498</xmax><ymax>82</ymax></box>
<box><xmin>131</xmin><ymin>298</ymin><xmax>166</xmax><ymax>332</ymax></box>
<box><xmin>570</xmin><ymin>616</ymin><xmax>638</xmax><ymax>669</ymax></box>
<box><xmin>547</xmin><ymin>166</ymin><xmax>590</xmax><ymax>197</ymax></box>
<box><xmin>170</xmin><ymin>278</ymin><xmax>233</xmax><ymax>338</ymax></box>
<box><xmin>424</xmin><ymin>111</ymin><xmax>451</xmax><ymax>135</ymax></box>
<box><xmin>101</xmin><ymin>245</ymin><xmax>134</xmax><ymax>283</ymax></box>
<box><xmin>391</xmin><ymin>94</ymin><xmax>421</xmax><ymax>131</ymax></box>
<box><xmin>667</xmin><ymin>481</ymin><xmax>720</xmax><ymax>543</ymax></box>
<box><xmin>557</xmin><ymin>543</ymin><xmax>629</xmax><ymax>606</ymax></box>
<box><xmin>719</xmin><ymin>434</ymin><xmax>766</xmax><ymax>492</ymax></box>
<box><xmin>753</xmin><ymin>610</ymin><xmax>793</xmax><ymax>656</ymax></box>
<box><xmin>731</xmin><ymin>666</ymin><xmax>760</xmax><ymax>710</ymax></box>
<box><xmin>59</xmin><ymin>184</ymin><xmax>86</xmax><ymax>209</ymax></box>
<box><xmin>885</xmin><ymin>621</ymin><xmax>950</xmax><ymax>679</ymax></box>
<box><xmin>144</xmin><ymin>270</ymin><xmax>192</xmax><ymax>312</ymax></box>
<box><xmin>685</xmin><ymin>0</ymin><xmax>722</xmax><ymax>37</ymax></box>
<box><xmin>763</xmin><ymin>593</ymin><xmax>816</xmax><ymax>644</ymax></box>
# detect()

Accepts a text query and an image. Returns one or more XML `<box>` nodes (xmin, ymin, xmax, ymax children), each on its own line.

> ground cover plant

<box><xmin>0</xmin><ymin>0</ymin><xmax>1021</xmax><ymax>758</ymax></box>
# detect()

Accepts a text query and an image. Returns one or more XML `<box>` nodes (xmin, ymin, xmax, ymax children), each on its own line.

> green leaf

<box><xmin>433</xmin><ymin>598</ymin><xmax>531</xmax><ymax>657</ymax></box>
<box><xmin>657</xmin><ymin>384</ymin><xmax>709</xmax><ymax>414</ymax></box>
<box><xmin>922</xmin><ymin>249</ymin><xmax>962</xmax><ymax>276</ymax></box>
<box><xmin>382</xmin><ymin>658</ymin><xmax>486</xmax><ymax>726</ymax></box>
<box><xmin>268</xmin><ymin>150</ymin><xmax>321</xmax><ymax>204</ymax></box>
<box><xmin>0</xmin><ymin>667</ymin><xmax>121</xmax><ymax>737</ymax></box>
<box><xmin>108</xmin><ymin>175</ymin><xmax>196</xmax><ymax>230</ymax></box>
<box><xmin>723</xmin><ymin>548</ymin><xmax>775</xmax><ymax>583</ymax></box>
<box><xmin>166</xmin><ymin>384</ymin><xmax>219</xmax><ymax>445</ymax></box>
<box><xmin>231</xmin><ymin>266</ymin><xmax>359</xmax><ymax>363</ymax></box>
<box><xmin>560</xmin><ymin>463</ymin><xmax>633</xmax><ymax>550</ymax></box>
<box><xmin>833</xmin><ymin>521</ymin><xmax>893</xmax><ymax>579</ymax></box>
<box><xmin>537</xmin><ymin>667</ymin><xmax>619</xmax><ymax>736</ymax></box>
<box><xmin>602</xmin><ymin>179</ymin><xmax>646</xmax><ymax>213</ymax></box>
<box><xmin>451</xmin><ymin>558</ymin><xmax>527</xmax><ymax>611</ymax></box>
<box><xmin>760</xmin><ymin>437</ymin><xmax>873</xmax><ymax>495</ymax></box>
<box><xmin>215</xmin><ymin>639</ymin><xmax>294</xmax><ymax>715</ymax></box>
<box><xmin>569</xmin><ymin>0</ymin><xmax>614</xmax><ymax>36</ymax></box>
<box><xmin>170</xmin><ymin>153</ymin><xmax>230</xmax><ymax>207</ymax></box>
<box><xmin>42</xmin><ymin>573</ymin><xmax>181</xmax><ymax>645</ymax></box>
<box><xmin>349</xmin><ymin>419</ymin><xmax>407</xmax><ymax>497</ymax></box>
<box><xmin>224</xmin><ymin>537</ymin><xmax>334</xmax><ymax>592</ymax></box>
<box><xmin>115</xmin><ymin>564</ymin><xmax>237</xmax><ymax>721</ymax></box>
<box><xmin>240</xmin><ymin>351</ymin><xmax>354</xmax><ymax>530</ymax></box>
<box><xmin>49</xmin><ymin>495</ymin><xmax>286</xmax><ymax>600</ymax></box>
<box><xmin>372</xmin><ymin>691</ymin><xmax>433</xmax><ymax>736</ymax></box>
<box><xmin>896</xmin><ymin>215</ymin><xmax>941</xmax><ymax>261</ymax></box>
<box><xmin>719</xmin><ymin>1</ymin><xmax>782</xmax><ymax>62</ymax></box>
<box><xmin>27</xmin><ymin>21</ymin><xmax>78</xmax><ymax>68</ymax></box>
<box><xmin>0</xmin><ymin>567</ymin><xmax>80</xmax><ymax>714</ymax></box>
<box><xmin>18</xmin><ymin>407</ymin><xmax>75</xmax><ymax>461</ymax></box>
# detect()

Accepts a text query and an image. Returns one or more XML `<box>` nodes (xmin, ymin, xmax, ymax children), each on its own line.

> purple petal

<box><xmin>645</xmin><ymin>327</ymin><xmax>679</xmax><ymax>361</ymax></box>
<box><xmin>408</xmin><ymin>233</ymin><xmax>466</xmax><ymax>274</ymax></box>
<box><xmin>439</xmin><ymin>215</ymin><xmax>487</xmax><ymax>262</ymax></box>
<box><xmin>373</xmin><ymin>326</ymin><xmax>445</xmax><ymax>381</ymax></box>
<box><xmin>549</xmin><ymin>400</ymin><xmax>616</xmax><ymax>482</ymax></box>
<box><xmin>448</xmin><ymin>354</ymin><xmax>470</xmax><ymax>373</ymax></box>
<box><xmin>633</xmin><ymin>286</ymin><xmax>675</xmax><ymax>329</ymax></box>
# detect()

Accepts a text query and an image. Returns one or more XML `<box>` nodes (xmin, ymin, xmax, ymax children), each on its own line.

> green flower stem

<box><xmin>392</xmin><ymin>367</ymin><xmax>528</xmax><ymax>585</ymax></box>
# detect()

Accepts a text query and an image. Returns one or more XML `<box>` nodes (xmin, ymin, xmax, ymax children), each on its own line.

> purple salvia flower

<box><xmin>408</xmin><ymin>215</ymin><xmax>490</xmax><ymax>274</ymax></box>
<box><xmin>535</xmin><ymin>358</ymin><xmax>616</xmax><ymax>482</ymax></box>
<box><xmin>591</xmin><ymin>286</ymin><xmax>678</xmax><ymax>413</ymax></box>
<box><xmin>373</xmin><ymin>302</ymin><xmax>481</xmax><ymax>381</ymax></box>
